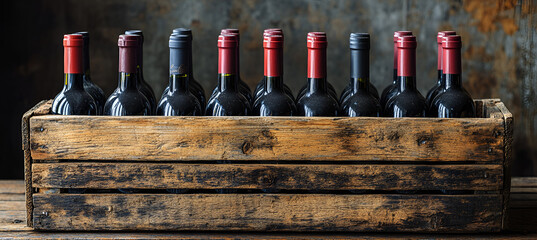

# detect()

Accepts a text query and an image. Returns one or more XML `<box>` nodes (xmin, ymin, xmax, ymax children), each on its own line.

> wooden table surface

<box><xmin>1</xmin><ymin>178</ymin><xmax>536</xmax><ymax>239</ymax></box>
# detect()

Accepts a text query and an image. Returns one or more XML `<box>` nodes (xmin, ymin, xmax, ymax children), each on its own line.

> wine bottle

<box><xmin>296</xmin><ymin>32</ymin><xmax>339</xmax><ymax>116</ymax></box>
<box><xmin>104</xmin><ymin>34</ymin><xmax>152</xmax><ymax>116</ymax></box>
<box><xmin>296</xmin><ymin>32</ymin><xmax>338</xmax><ymax>101</ymax></box>
<box><xmin>52</xmin><ymin>34</ymin><xmax>97</xmax><ymax>115</ymax></box>
<box><xmin>340</xmin><ymin>33</ymin><xmax>381</xmax><ymax>117</ymax></box>
<box><xmin>379</xmin><ymin>31</ymin><xmax>413</xmax><ymax>109</ymax></box>
<box><xmin>429</xmin><ymin>35</ymin><xmax>476</xmax><ymax>117</ymax></box>
<box><xmin>253</xmin><ymin>34</ymin><xmax>297</xmax><ymax>116</ymax></box>
<box><xmin>426</xmin><ymin>31</ymin><xmax>457</xmax><ymax>107</ymax></box>
<box><xmin>124</xmin><ymin>30</ymin><xmax>157</xmax><ymax>113</ymax></box>
<box><xmin>74</xmin><ymin>32</ymin><xmax>106</xmax><ymax>114</ymax></box>
<box><xmin>384</xmin><ymin>35</ymin><xmax>426</xmax><ymax>117</ymax></box>
<box><xmin>339</xmin><ymin>33</ymin><xmax>379</xmax><ymax>103</ymax></box>
<box><xmin>158</xmin><ymin>28</ymin><xmax>206</xmax><ymax>107</ymax></box>
<box><xmin>253</xmin><ymin>29</ymin><xmax>294</xmax><ymax>101</ymax></box>
<box><xmin>157</xmin><ymin>34</ymin><xmax>202</xmax><ymax>116</ymax></box>
<box><xmin>205</xmin><ymin>34</ymin><xmax>251</xmax><ymax>116</ymax></box>
<box><xmin>209</xmin><ymin>29</ymin><xmax>252</xmax><ymax>105</ymax></box>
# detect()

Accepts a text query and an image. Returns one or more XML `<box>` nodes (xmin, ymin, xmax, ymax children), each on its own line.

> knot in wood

<box><xmin>258</xmin><ymin>171</ymin><xmax>275</xmax><ymax>187</ymax></box>
<box><xmin>241</xmin><ymin>141</ymin><xmax>253</xmax><ymax>154</ymax></box>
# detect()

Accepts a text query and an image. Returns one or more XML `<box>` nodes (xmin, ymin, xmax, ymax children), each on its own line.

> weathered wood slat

<box><xmin>32</xmin><ymin>193</ymin><xmax>502</xmax><ymax>232</ymax></box>
<box><xmin>22</xmin><ymin>99</ymin><xmax>53</xmax><ymax>228</ymax></box>
<box><xmin>32</xmin><ymin>163</ymin><xmax>503</xmax><ymax>190</ymax></box>
<box><xmin>29</xmin><ymin>115</ymin><xmax>504</xmax><ymax>162</ymax></box>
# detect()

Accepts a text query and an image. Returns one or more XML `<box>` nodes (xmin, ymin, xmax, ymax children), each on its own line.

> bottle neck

<box><xmin>442</xmin><ymin>45</ymin><xmax>462</xmax><ymax>86</ymax></box>
<box><xmin>350</xmin><ymin>48</ymin><xmax>369</xmax><ymax>93</ymax></box>
<box><xmin>169</xmin><ymin>74</ymin><xmax>189</xmax><ymax>93</ymax></box>
<box><xmin>307</xmin><ymin>78</ymin><xmax>327</xmax><ymax>94</ymax></box>
<box><xmin>170</xmin><ymin>47</ymin><xmax>191</xmax><ymax>75</ymax></box>
<box><xmin>118</xmin><ymin>72</ymin><xmax>139</xmax><ymax>91</ymax></box>
<box><xmin>397</xmin><ymin>47</ymin><xmax>416</xmax><ymax>78</ymax></box>
<box><xmin>64</xmin><ymin>73</ymin><xmax>84</xmax><ymax>91</ymax></box>
<box><xmin>397</xmin><ymin>76</ymin><xmax>417</xmax><ymax>92</ymax></box>
<box><xmin>264</xmin><ymin>47</ymin><xmax>283</xmax><ymax>77</ymax></box>
<box><xmin>218</xmin><ymin>74</ymin><xmax>238</xmax><ymax>92</ymax></box>
<box><xmin>437</xmin><ymin>70</ymin><xmax>443</xmax><ymax>85</ymax></box>
<box><xmin>444</xmin><ymin>74</ymin><xmax>462</xmax><ymax>90</ymax></box>
<box><xmin>218</xmin><ymin>46</ymin><xmax>237</xmax><ymax>76</ymax></box>
<box><xmin>119</xmin><ymin>46</ymin><xmax>139</xmax><ymax>74</ymax></box>
<box><xmin>307</xmin><ymin>47</ymin><xmax>326</xmax><ymax>79</ymax></box>
<box><xmin>393</xmin><ymin>41</ymin><xmax>398</xmax><ymax>82</ymax></box>
<box><xmin>264</xmin><ymin>76</ymin><xmax>283</xmax><ymax>93</ymax></box>
<box><xmin>437</xmin><ymin>42</ymin><xmax>442</xmax><ymax>81</ymax></box>
<box><xmin>82</xmin><ymin>39</ymin><xmax>91</xmax><ymax>79</ymax></box>
<box><xmin>350</xmin><ymin>48</ymin><xmax>369</xmax><ymax>80</ymax></box>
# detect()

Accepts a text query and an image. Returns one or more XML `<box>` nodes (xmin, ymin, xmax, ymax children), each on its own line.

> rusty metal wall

<box><xmin>2</xmin><ymin>0</ymin><xmax>536</xmax><ymax>178</ymax></box>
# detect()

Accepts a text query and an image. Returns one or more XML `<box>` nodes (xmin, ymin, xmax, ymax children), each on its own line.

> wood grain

<box><xmin>32</xmin><ymin>193</ymin><xmax>502</xmax><ymax>232</ymax></box>
<box><xmin>29</xmin><ymin>115</ymin><xmax>504</xmax><ymax>162</ymax></box>
<box><xmin>22</xmin><ymin>99</ymin><xmax>52</xmax><ymax>227</ymax></box>
<box><xmin>32</xmin><ymin>163</ymin><xmax>503</xmax><ymax>191</ymax></box>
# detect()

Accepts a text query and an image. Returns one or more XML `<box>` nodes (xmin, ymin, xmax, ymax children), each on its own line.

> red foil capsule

<box><xmin>63</xmin><ymin>34</ymin><xmax>84</xmax><ymax>74</ymax></box>
<box><xmin>263</xmin><ymin>35</ymin><xmax>284</xmax><ymax>77</ymax></box>
<box><xmin>442</xmin><ymin>35</ymin><xmax>462</xmax><ymax>75</ymax></box>
<box><xmin>307</xmin><ymin>32</ymin><xmax>327</xmax><ymax>79</ymax></box>
<box><xmin>397</xmin><ymin>35</ymin><xmax>417</xmax><ymax>77</ymax></box>
<box><xmin>217</xmin><ymin>34</ymin><xmax>238</xmax><ymax>74</ymax></box>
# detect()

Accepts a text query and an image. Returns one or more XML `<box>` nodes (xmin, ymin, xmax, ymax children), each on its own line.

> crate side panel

<box><xmin>29</xmin><ymin>116</ymin><xmax>504</xmax><ymax>162</ymax></box>
<box><xmin>32</xmin><ymin>193</ymin><xmax>502</xmax><ymax>232</ymax></box>
<box><xmin>32</xmin><ymin>163</ymin><xmax>503</xmax><ymax>191</ymax></box>
<box><xmin>22</xmin><ymin>99</ymin><xmax>52</xmax><ymax>227</ymax></box>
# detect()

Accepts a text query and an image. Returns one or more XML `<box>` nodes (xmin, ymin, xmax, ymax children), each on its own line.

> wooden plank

<box><xmin>0</xmin><ymin>201</ymin><xmax>25</xmax><ymax>211</ymax></box>
<box><xmin>0</xmin><ymin>180</ymin><xmax>25</xmax><ymax>194</ymax></box>
<box><xmin>508</xmin><ymin>177</ymin><xmax>537</xmax><ymax>233</ymax></box>
<box><xmin>32</xmin><ymin>163</ymin><xmax>503</xmax><ymax>191</ymax></box>
<box><xmin>512</xmin><ymin>177</ymin><xmax>537</xmax><ymax>188</ymax></box>
<box><xmin>2</xmin><ymin>232</ymin><xmax>537</xmax><ymax>240</ymax></box>
<box><xmin>32</xmin><ymin>193</ymin><xmax>502</xmax><ymax>232</ymax></box>
<box><xmin>0</xmin><ymin>211</ymin><xmax>31</xmax><ymax>231</ymax></box>
<box><xmin>0</xmin><ymin>194</ymin><xmax>25</xmax><ymax>201</ymax></box>
<box><xmin>22</xmin><ymin>100</ymin><xmax>52</xmax><ymax>228</ymax></box>
<box><xmin>29</xmin><ymin>115</ymin><xmax>504</xmax><ymax>162</ymax></box>
<box><xmin>493</xmin><ymin>101</ymin><xmax>513</xmax><ymax>230</ymax></box>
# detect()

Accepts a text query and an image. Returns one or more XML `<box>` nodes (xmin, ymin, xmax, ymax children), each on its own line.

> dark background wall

<box><xmin>1</xmin><ymin>0</ymin><xmax>536</xmax><ymax>179</ymax></box>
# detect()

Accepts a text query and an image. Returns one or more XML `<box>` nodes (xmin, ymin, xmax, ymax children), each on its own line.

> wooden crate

<box><xmin>21</xmin><ymin>99</ymin><xmax>513</xmax><ymax>232</ymax></box>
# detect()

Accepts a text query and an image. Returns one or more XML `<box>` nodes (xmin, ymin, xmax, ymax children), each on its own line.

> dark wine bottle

<box><xmin>340</xmin><ymin>33</ymin><xmax>381</xmax><ymax>117</ymax></box>
<box><xmin>74</xmin><ymin>32</ymin><xmax>106</xmax><ymax>114</ymax></box>
<box><xmin>296</xmin><ymin>32</ymin><xmax>339</xmax><ymax>116</ymax></box>
<box><xmin>384</xmin><ymin>35</ymin><xmax>426</xmax><ymax>117</ymax></box>
<box><xmin>339</xmin><ymin>33</ymin><xmax>379</xmax><ymax>103</ymax></box>
<box><xmin>158</xmin><ymin>28</ymin><xmax>206</xmax><ymax>107</ymax></box>
<box><xmin>104</xmin><ymin>34</ymin><xmax>152</xmax><ymax>116</ymax></box>
<box><xmin>124</xmin><ymin>30</ymin><xmax>157</xmax><ymax>113</ymax></box>
<box><xmin>429</xmin><ymin>35</ymin><xmax>476</xmax><ymax>117</ymax></box>
<box><xmin>296</xmin><ymin>32</ymin><xmax>338</xmax><ymax>101</ymax></box>
<box><xmin>52</xmin><ymin>34</ymin><xmax>97</xmax><ymax>115</ymax></box>
<box><xmin>205</xmin><ymin>34</ymin><xmax>251</xmax><ymax>116</ymax></box>
<box><xmin>253</xmin><ymin>28</ymin><xmax>294</xmax><ymax>101</ymax></box>
<box><xmin>209</xmin><ymin>29</ymin><xmax>252</xmax><ymax>105</ymax></box>
<box><xmin>426</xmin><ymin>31</ymin><xmax>457</xmax><ymax>107</ymax></box>
<box><xmin>157</xmin><ymin>34</ymin><xmax>202</xmax><ymax>116</ymax></box>
<box><xmin>253</xmin><ymin>34</ymin><xmax>297</xmax><ymax>116</ymax></box>
<box><xmin>379</xmin><ymin>31</ymin><xmax>413</xmax><ymax>109</ymax></box>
